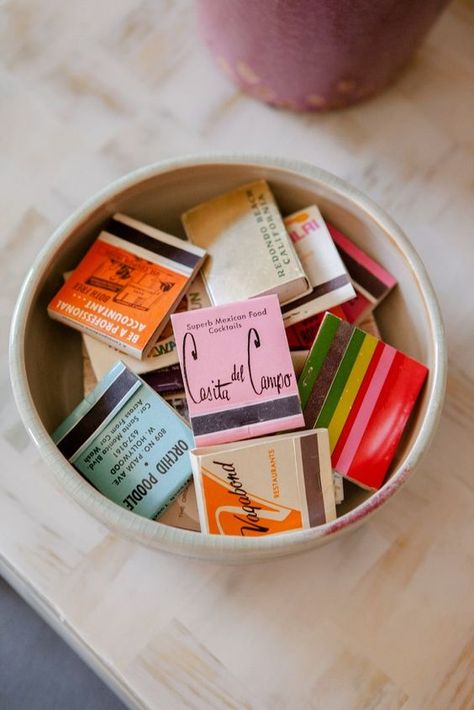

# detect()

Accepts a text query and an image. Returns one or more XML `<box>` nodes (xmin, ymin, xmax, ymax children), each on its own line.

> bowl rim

<box><xmin>9</xmin><ymin>153</ymin><xmax>447</xmax><ymax>560</ymax></box>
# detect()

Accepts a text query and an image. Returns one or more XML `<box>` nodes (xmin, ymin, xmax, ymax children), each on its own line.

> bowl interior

<box><xmin>17</xmin><ymin>160</ymin><xmax>438</xmax><ymax>553</ymax></box>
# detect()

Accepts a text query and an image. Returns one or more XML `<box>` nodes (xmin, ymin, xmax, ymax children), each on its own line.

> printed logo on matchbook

<box><xmin>171</xmin><ymin>294</ymin><xmax>304</xmax><ymax>446</ymax></box>
<box><xmin>182</xmin><ymin>180</ymin><xmax>310</xmax><ymax>306</ymax></box>
<box><xmin>53</xmin><ymin>362</ymin><xmax>194</xmax><ymax>519</ymax></box>
<box><xmin>48</xmin><ymin>213</ymin><xmax>206</xmax><ymax>358</ymax></box>
<box><xmin>190</xmin><ymin>430</ymin><xmax>336</xmax><ymax>536</ymax></box>
<box><xmin>282</xmin><ymin>205</ymin><xmax>355</xmax><ymax>326</ymax></box>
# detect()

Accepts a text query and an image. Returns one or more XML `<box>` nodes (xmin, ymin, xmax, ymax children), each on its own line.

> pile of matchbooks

<box><xmin>48</xmin><ymin>180</ymin><xmax>428</xmax><ymax>537</ymax></box>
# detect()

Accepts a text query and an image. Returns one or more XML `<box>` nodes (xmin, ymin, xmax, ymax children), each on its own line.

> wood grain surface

<box><xmin>1</xmin><ymin>1</ymin><xmax>473</xmax><ymax>708</ymax></box>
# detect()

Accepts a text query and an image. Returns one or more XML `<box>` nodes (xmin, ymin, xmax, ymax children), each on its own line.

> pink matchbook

<box><xmin>171</xmin><ymin>294</ymin><xmax>305</xmax><ymax>446</ymax></box>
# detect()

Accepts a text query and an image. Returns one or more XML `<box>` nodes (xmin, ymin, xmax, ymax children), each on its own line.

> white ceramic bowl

<box><xmin>10</xmin><ymin>155</ymin><xmax>446</xmax><ymax>563</ymax></box>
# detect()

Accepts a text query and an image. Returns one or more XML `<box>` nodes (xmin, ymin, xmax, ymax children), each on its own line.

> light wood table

<box><xmin>1</xmin><ymin>1</ymin><xmax>473</xmax><ymax>707</ymax></box>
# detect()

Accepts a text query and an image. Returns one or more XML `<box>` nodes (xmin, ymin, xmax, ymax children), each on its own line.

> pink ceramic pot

<box><xmin>197</xmin><ymin>0</ymin><xmax>452</xmax><ymax>111</ymax></box>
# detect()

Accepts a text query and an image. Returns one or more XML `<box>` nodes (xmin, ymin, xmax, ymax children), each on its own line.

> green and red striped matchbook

<box><xmin>298</xmin><ymin>313</ymin><xmax>428</xmax><ymax>490</ymax></box>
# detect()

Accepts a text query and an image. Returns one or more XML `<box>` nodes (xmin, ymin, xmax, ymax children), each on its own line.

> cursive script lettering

<box><xmin>181</xmin><ymin>327</ymin><xmax>293</xmax><ymax>404</ymax></box>
<box><xmin>213</xmin><ymin>460</ymin><xmax>270</xmax><ymax>536</ymax></box>
<box><xmin>182</xmin><ymin>332</ymin><xmax>231</xmax><ymax>402</ymax></box>
<box><xmin>247</xmin><ymin>327</ymin><xmax>293</xmax><ymax>395</ymax></box>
